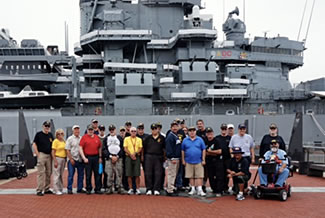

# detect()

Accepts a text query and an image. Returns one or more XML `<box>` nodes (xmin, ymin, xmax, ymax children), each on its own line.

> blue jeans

<box><xmin>258</xmin><ymin>166</ymin><xmax>289</xmax><ymax>186</ymax></box>
<box><xmin>67</xmin><ymin>160</ymin><xmax>84</xmax><ymax>191</ymax></box>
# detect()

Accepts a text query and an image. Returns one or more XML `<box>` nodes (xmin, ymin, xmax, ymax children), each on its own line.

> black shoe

<box><xmin>44</xmin><ymin>190</ymin><xmax>53</xmax><ymax>194</ymax></box>
<box><xmin>167</xmin><ymin>192</ymin><xmax>178</xmax><ymax>197</ymax></box>
<box><xmin>95</xmin><ymin>191</ymin><xmax>103</xmax><ymax>194</ymax></box>
<box><xmin>86</xmin><ymin>190</ymin><xmax>91</xmax><ymax>195</ymax></box>
<box><xmin>77</xmin><ymin>189</ymin><xmax>87</xmax><ymax>194</ymax></box>
<box><xmin>36</xmin><ymin>192</ymin><xmax>44</xmax><ymax>196</ymax></box>
<box><xmin>202</xmin><ymin>186</ymin><xmax>206</xmax><ymax>193</ymax></box>
<box><xmin>68</xmin><ymin>190</ymin><xmax>73</xmax><ymax>194</ymax></box>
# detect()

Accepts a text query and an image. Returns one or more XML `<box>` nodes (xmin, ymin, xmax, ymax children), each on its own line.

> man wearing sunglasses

<box><xmin>33</xmin><ymin>121</ymin><xmax>54</xmax><ymax>196</ymax></box>
<box><xmin>259</xmin><ymin>123</ymin><xmax>286</xmax><ymax>158</ymax></box>
<box><xmin>143</xmin><ymin>123</ymin><xmax>165</xmax><ymax>196</ymax></box>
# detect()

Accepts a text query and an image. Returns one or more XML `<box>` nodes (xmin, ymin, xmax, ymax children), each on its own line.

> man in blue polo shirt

<box><xmin>181</xmin><ymin>126</ymin><xmax>206</xmax><ymax>197</ymax></box>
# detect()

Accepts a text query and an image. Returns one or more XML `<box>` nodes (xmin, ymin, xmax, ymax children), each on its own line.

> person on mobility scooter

<box><xmin>253</xmin><ymin>139</ymin><xmax>292</xmax><ymax>201</ymax></box>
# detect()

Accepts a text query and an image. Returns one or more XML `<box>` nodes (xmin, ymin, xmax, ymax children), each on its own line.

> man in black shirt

<box><xmin>215</xmin><ymin>123</ymin><xmax>232</xmax><ymax>194</ymax></box>
<box><xmin>196</xmin><ymin>119</ymin><xmax>206</xmax><ymax>139</ymax></box>
<box><xmin>227</xmin><ymin>147</ymin><xmax>251</xmax><ymax>201</ymax></box>
<box><xmin>32</xmin><ymin>121</ymin><xmax>54</xmax><ymax>196</ymax></box>
<box><xmin>143</xmin><ymin>123</ymin><xmax>165</xmax><ymax>195</ymax></box>
<box><xmin>259</xmin><ymin>123</ymin><xmax>286</xmax><ymax>158</ymax></box>
<box><xmin>205</xmin><ymin>127</ymin><xmax>224</xmax><ymax>197</ymax></box>
<box><xmin>125</xmin><ymin>121</ymin><xmax>132</xmax><ymax>137</ymax></box>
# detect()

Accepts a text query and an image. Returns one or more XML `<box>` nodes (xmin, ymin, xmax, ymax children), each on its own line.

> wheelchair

<box><xmin>251</xmin><ymin>156</ymin><xmax>294</xmax><ymax>201</ymax></box>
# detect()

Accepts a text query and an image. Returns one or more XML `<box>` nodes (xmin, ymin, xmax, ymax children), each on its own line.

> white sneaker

<box><xmin>198</xmin><ymin>190</ymin><xmax>206</xmax><ymax>197</ymax></box>
<box><xmin>127</xmin><ymin>189</ymin><xmax>134</xmax><ymax>195</ymax></box>
<box><xmin>154</xmin><ymin>190</ymin><xmax>160</xmax><ymax>196</ymax></box>
<box><xmin>188</xmin><ymin>187</ymin><xmax>196</xmax><ymax>196</ymax></box>
<box><xmin>135</xmin><ymin>189</ymin><xmax>141</xmax><ymax>195</ymax></box>
<box><xmin>216</xmin><ymin>193</ymin><xmax>222</xmax><ymax>197</ymax></box>
<box><xmin>146</xmin><ymin>190</ymin><xmax>152</xmax><ymax>195</ymax></box>
<box><xmin>236</xmin><ymin>194</ymin><xmax>245</xmax><ymax>201</ymax></box>
<box><xmin>55</xmin><ymin>191</ymin><xmax>63</xmax><ymax>195</ymax></box>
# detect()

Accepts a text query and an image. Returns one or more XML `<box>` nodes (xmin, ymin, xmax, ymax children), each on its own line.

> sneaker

<box><xmin>135</xmin><ymin>189</ymin><xmax>141</xmax><ymax>195</ymax></box>
<box><xmin>105</xmin><ymin>188</ymin><xmax>113</xmax><ymax>195</ymax></box>
<box><xmin>86</xmin><ymin>190</ymin><xmax>91</xmax><ymax>195</ymax></box>
<box><xmin>154</xmin><ymin>190</ymin><xmax>160</xmax><ymax>196</ymax></box>
<box><xmin>36</xmin><ymin>192</ymin><xmax>43</xmax><ymax>196</ymax></box>
<box><xmin>77</xmin><ymin>189</ymin><xmax>87</xmax><ymax>194</ymax></box>
<box><xmin>216</xmin><ymin>193</ymin><xmax>222</xmax><ymax>197</ymax></box>
<box><xmin>188</xmin><ymin>187</ymin><xmax>196</xmax><ymax>196</ymax></box>
<box><xmin>55</xmin><ymin>191</ymin><xmax>63</xmax><ymax>195</ymax></box>
<box><xmin>68</xmin><ymin>190</ymin><xmax>73</xmax><ymax>195</ymax></box>
<box><xmin>127</xmin><ymin>189</ymin><xmax>134</xmax><ymax>195</ymax></box>
<box><xmin>236</xmin><ymin>194</ymin><xmax>245</xmax><ymax>201</ymax></box>
<box><xmin>146</xmin><ymin>190</ymin><xmax>152</xmax><ymax>196</ymax></box>
<box><xmin>117</xmin><ymin>188</ymin><xmax>125</xmax><ymax>194</ymax></box>
<box><xmin>95</xmin><ymin>191</ymin><xmax>103</xmax><ymax>195</ymax></box>
<box><xmin>198</xmin><ymin>190</ymin><xmax>206</xmax><ymax>197</ymax></box>
<box><xmin>44</xmin><ymin>190</ymin><xmax>53</xmax><ymax>194</ymax></box>
<box><xmin>167</xmin><ymin>192</ymin><xmax>178</xmax><ymax>197</ymax></box>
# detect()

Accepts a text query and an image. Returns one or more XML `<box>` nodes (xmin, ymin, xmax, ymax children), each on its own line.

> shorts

<box><xmin>125</xmin><ymin>155</ymin><xmax>141</xmax><ymax>177</ymax></box>
<box><xmin>185</xmin><ymin>163</ymin><xmax>204</xmax><ymax>179</ymax></box>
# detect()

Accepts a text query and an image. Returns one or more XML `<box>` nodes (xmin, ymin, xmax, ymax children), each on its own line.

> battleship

<box><xmin>0</xmin><ymin>0</ymin><xmax>325</xmax><ymax>173</ymax></box>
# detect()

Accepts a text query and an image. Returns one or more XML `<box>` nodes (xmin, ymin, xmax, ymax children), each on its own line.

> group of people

<box><xmin>32</xmin><ymin>118</ymin><xmax>289</xmax><ymax>201</ymax></box>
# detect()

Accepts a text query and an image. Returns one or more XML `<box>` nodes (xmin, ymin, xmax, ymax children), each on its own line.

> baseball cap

<box><xmin>72</xmin><ymin>125</ymin><xmax>80</xmax><ymax>130</ymax></box>
<box><xmin>175</xmin><ymin>118</ymin><xmax>181</xmax><ymax>124</ymax></box>
<box><xmin>156</xmin><ymin>122</ymin><xmax>162</xmax><ymax>128</ymax></box>
<box><xmin>98</xmin><ymin>125</ymin><xmax>105</xmax><ymax>131</ymax></box>
<box><xmin>170</xmin><ymin>121</ymin><xmax>178</xmax><ymax>127</ymax></box>
<box><xmin>227</xmin><ymin>124</ymin><xmax>234</xmax><ymax>129</ymax></box>
<box><xmin>137</xmin><ymin>123</ymin><xmax>144</xmax><ymax>129</ymax></box>
<box><xmin>43</xmin><ymin>120</ymin><xmax>51</xmax><ymax>126</ymax></box>
<box><xmin>271</xmin><ymin>139</ymin><xmax>278</xmax><ymax>145</ymax></box>
<box><xmin>231</xmin><ymin>147</ymin><xmax>244</xmax><ymax>154</ymax></box>
<box><xmin>269</xmin><ymin>123</ymin><xmax>277</xmax><ymax>129</ymax></box>
<box><xmin>238</xmin><ymin>123</ymin><xmax>246</xmax><ymax>129</ymax></box>
<box><xmin>206</xmin><ymin>127</ymin><xmax>214</xmax><ymax>133</ymax></box>
<box><xmin>119</xmin><ymin>126</ymin><xmax>126</xmax><ymax>131</ymax></box>
<box><xmin>91</xmin><ymin>119</ymin><xmax>98</xmax><ymax>123</ymax></box>
<box><xmin>188</xmin><ymin>126</ymin><xmax>196</xmax><ymax>131</ymax></box>
<box><xmin>151</xmin><ymin>123</ymin><xmax>158</xmax><ymax>129</ymax></box>
<box><xmin>87</xmin><ymin>124</ymin><xmax>94</xmax><ymax>130</ymax></box>
<box><xmin>108</xmin><ymin>125</ymin><xmax>116</xmax><ymax>131</ymax></box>
<box><xmin>180</xmin><ymin>119</ymin><xmax>185</xmax><ymax>124</ymax></box>
<box><xmin>220</xmin><ymin>123</ymin><xmax>228</xmax><ymax>129</ymax></box>
<box><xmin>125</xmin><ymin>121</ymin><xmax>132</xmax><ymax>126</ymax></box>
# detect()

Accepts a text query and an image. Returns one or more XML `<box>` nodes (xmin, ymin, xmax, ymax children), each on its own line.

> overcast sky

<box><xmin>0</xmin><ymin>0</ymin><xmax>324</xmax><ymax>85</ymax></box>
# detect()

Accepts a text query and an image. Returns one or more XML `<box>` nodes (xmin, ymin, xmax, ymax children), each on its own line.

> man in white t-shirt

<box><xmin>228</xmin><ymin>123</ymin><xmax>255</xmax><ymax>165</ymax></box>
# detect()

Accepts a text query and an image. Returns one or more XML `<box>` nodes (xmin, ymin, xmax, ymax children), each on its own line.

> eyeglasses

<box><xmin>270</xmin><ymin>127</ymin><xmax>277</xmax><ymax>130</ymax></box>
<box><xmin>44</xmin><ymin>125</ymin><xmax>50</xmax><ymax>128</ymax></box>
<box><xmin>221</xmin><ymin>128</ymin><xmax>227</xmax><ymax>130</ymax></box>
<box><xmin>151</xmin><ymin>127</ymin><xmax>158</xmax><ymax>130</ymax></box>
<box><xmin>131</xmin><ymin>130</ymin><xmax>137</xmax><ymax>133</ymax></box>
<box><xmin>59</xmin><ymin>133</ymin><xmax>64</xmax><ymax>135</ymax></box>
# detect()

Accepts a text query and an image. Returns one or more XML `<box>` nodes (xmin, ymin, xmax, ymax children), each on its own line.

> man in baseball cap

<box><xmin>259</xmin><ymin>123</ymin><xmax>286</xmax><ymax>158</ymax></box>
<box><xmin>227</xmin><ymin>147</ymin><xmax>251</xmax><ymax>201</ymax></box>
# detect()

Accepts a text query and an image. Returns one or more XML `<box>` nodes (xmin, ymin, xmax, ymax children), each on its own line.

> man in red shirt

<box><xmin>80</xmin><ymin>124</ymin><xmax>103</xmax><ymax>194</ymax></box>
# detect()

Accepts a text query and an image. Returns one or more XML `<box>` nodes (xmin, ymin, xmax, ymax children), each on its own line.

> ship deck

<box><xmin>0</xmin><ymin>167</ymin><xmax>324</xmax><ymax>218</ymax></box>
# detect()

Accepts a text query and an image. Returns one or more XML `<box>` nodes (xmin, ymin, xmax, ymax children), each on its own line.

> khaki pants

<box><xmin>36</xmin><ymin>152</ymin><xmax>52</xmax><ymax>193</ymax></box>
<box><xmin>105</xmin><ymin>159</ymin><xmax>123</xmax><ymax>189</ymax></box>
<box><xmin>167</xmin><ymin>160</ymin><xmax>180</xmax><ymax>193</ymax></box>
<box><xmin>53</xmin><ymin>157</ymin><xmax>66</xmax><ymax>193</ymax></box>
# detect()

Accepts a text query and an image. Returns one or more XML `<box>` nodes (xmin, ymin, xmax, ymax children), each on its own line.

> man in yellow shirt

<box><xmin>124</xmin><ymin>127</ymin><xmax>142</xmax><ymax>195</ymax></box>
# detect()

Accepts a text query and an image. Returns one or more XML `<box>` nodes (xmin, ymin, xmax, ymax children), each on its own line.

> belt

<box><xmin>85</xmin><ymin>154</ymin><xmax>99</xmax><ymax>157</ymax></box>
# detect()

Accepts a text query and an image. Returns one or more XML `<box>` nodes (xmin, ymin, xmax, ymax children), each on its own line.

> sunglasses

<box><xmin>44</xmin><ymin>125</ymin><xmax>50</xmax><ymax>128</ymax></box>
<box><xmin>151</xmin><ymin>127</ymin><xmax>158</xmax><ymax>130</ymax></box>
<box><xmin>270</xmin><ymin>127</ymin><xmax>277</xmax><ymax>130</ymax></box>
<box><xmin>221</xmin><ymin>128</ymin><xmax>227</xmax><ymax>130</ymax></box>
<box><xmin>131</xmin><ymin>130</ymin><xmax>137</xmax><ymax>132</ymax></box>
